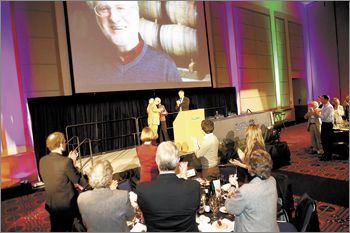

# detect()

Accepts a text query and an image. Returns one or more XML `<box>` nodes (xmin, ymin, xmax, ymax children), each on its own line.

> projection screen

<box><xmin>66</xmin><ymin>1</ymin><xmax>212</xmax><ymax>93</ymax></box>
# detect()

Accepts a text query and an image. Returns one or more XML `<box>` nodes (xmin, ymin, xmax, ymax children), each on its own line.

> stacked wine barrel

<box><xmin>138</xmin><ymin>1</ymin><xmax>198</xmax><ymax>57</ymax></box>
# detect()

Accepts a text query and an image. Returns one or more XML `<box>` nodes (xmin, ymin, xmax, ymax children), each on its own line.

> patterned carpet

<box><xmin>293</xmin><ymin>195</ymin><xmax>349</xmax><ymax>232</ymax></box>
<box><xmin>1</xmin><ymin>190</ymin><xmax>50</xmax><ymax>232</ymax></box>
<box><xmin>1</xmin><ymin>122</ymin><xmax>349</xmax><ymax>232</ymax></box>
<box><xmin>279</xmin><ymin>123</ymin><xmax>348</xmax><ymax>181</ymax></box>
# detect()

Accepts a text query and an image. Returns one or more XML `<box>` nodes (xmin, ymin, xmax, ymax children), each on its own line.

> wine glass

<box><xmin>133</xmin><ymin>207</ymin><xmax>144</xmax><ymax>226</ymax></box>
<box><xmin>198</xmin><ymin>194</ymin><xmax>206</xmax><ymax>214</ymax></box>
<box><xmin>208</xmin><ymin>195</ymin><xmax>220</xmax><ymax>222</ymax></box>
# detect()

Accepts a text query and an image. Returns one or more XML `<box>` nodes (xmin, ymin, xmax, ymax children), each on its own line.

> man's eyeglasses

<box><xmin>94</xmin><ymin>4</ymin><xmax>136</xmax><ymax>18</ymax></box>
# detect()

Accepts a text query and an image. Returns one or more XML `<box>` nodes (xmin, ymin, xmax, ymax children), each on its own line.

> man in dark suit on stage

<box><xmin>176</xmin><ymin>90</ymin><xmax>190</xmax><ymax>111</ymax></box>
<box><xmin>135</xmin><ymin>141</ymin><xmax>200</xmax><ymax>232</ymax></box>
<box><xmin>39</xmin><ymin>132</ymin><xmax>89</xmax><ymax>231</ymax></box>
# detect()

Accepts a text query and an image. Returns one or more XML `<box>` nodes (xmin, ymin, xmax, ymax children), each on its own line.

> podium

<box><xmin>173</xmin><ymin>109</ymin><xmax>205</xmax><ymax>152</ymax></box>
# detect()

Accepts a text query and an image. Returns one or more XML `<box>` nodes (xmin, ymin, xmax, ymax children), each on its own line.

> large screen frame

<box><xmin>65</xmin><ymin>1</ymin><xmax>213</xmax><ymax>94</ymax></box>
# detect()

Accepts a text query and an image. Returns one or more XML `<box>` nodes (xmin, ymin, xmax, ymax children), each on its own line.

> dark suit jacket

<box><xmin>136</xmin><ymin>173</ymin><xmax>200</xmax><ymax>232</ymax></box>
<box><xmin>39</xmin><ymin>152</ymin><xmax>88</xmax><ymax>215</ymax></box>
<box><xmin>176</xmin><ymin>96</ymin><xmax>190</xmax><ymax>111</ymax></box>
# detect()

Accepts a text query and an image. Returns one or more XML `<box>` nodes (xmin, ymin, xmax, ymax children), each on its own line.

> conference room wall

<box><xmin>11</xmin><ymin>1</ymin><xmax>67</xmax><ymax>98</ymax></box>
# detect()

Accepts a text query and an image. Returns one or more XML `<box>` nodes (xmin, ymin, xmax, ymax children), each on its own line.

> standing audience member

<box><xmin>317</xmin><ymin>95</ymin><xmax>323</xmax><ymax>109</ymax></box>
<box><xmin>136</xmin><ymin>127</ymin><xmax>159</xmax><ymax>183</ymax></box>
<box><xmin>136</xmin><ymin>142</ymin><xmax>200</xmax><ymax>232</ymax></box>
<box><xmin>193</xmin><ymin>119</ymin><xmax>220</xmax><ymax>178</ymax></box>
<box><xmin>342</xmin><ymin>96</ymin><xmax>349</xmax><ymax>121</ymax></box>
<box><xmin>225</xmin><ymin>149</ymin><xmax>279</xmax><ymax>232</ymax></box>
<box><xmin>147</xmin><ymin>98</ymin><xmax>154</xmax><ymax>128</ymax></box>
<box><xmin>304</xmin><ymin>101</ymin><xmax>323</xmax><ymax>155</ymax></box>
<box><xmin>77</xmin><ymin>160</ymin><xmax>134</xmax><ymax>232</ymax></box>
<box><xmin>229</xmin><ymin>124</ymin><xmax>266</xmax><ymax>181</ymax></box>
<box><xmin>319</xmin><ymin>95</ymin><xmax>334</xmax><ymax>161</ymax></box>
<box><xmin>39</xmin><ymin>132</ymin><xmax>89</xmax><ymax>232</ymax></box>
<box><xmin>176</xmin><ymin>90</ymin><xmax>190</xmax><ymax>111</ymax></box>
<box><xmin>148</xmin><ymin>97</ymin><xmax>161</xmax><ymax>134</ymax></box>
<box><xmin>157</xmin><ymin>97</ymin><xmax>170</xmax><ymax>142</ymax></box>
<box><xmin>332</xmin><ymin>97</ymin><xmax>344</xmax><ymax>125</ymax></box>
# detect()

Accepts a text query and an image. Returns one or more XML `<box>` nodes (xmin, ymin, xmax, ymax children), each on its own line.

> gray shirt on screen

<box><xmin>95</xmin><ymin>43</ymin><xmax>182</xmax><ymax>84</ymax></box>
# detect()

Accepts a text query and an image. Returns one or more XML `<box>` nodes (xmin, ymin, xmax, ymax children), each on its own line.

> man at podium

<box><xmin>176</xmin><ymin>90</ymin><xmax>190</xmax><ymax>111</ymax></box>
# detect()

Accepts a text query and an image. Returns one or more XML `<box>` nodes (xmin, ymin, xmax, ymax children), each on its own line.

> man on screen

<box><xmin>87</xmin><ymin>1</ymin><xmax>181</xmax><ymax>83</ymax></box>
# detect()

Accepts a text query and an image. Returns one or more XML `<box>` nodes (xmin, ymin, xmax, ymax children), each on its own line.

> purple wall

<box><xmin>306</xmin><ymin>2</ymin><xmax>341</xmax><ymax>100</ymax></box>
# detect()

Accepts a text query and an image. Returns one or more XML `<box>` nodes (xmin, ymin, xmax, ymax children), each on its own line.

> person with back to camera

<box><xmin>77</xmin><ymin>160</ymin><xmax>134</xmax><ymax>232</ymax></box>
<box><xmin>229</xmin><ymin>124</ymin><xmax>266</xmax><ymax>182</ymax></box>
<box><xmin>304</xmin><ymin>101</ymin><xmax>323</xmax><ymax>155</ymax></box>
<box><xmin>225</xmin><ymin>149</ymin><xmax>279</xmax><ymax>232</ymax></box>
<box><xmin>39</xmin><ymin>132</ymin><xmax>89</xmax><ymax>232</ymax></box>
<box><xmin>146</xmin><ymin>98</ymin><xmax>154</xmax><ymax>128</ymax></box>
<box><xmin>86</xmin><ymin>1</ymin><xmax>182</xmax><ymax>83</ymax></box>
<box><xmin>157</xmin><ymin>97</ymin><xmax>170</xmax><ymax>142</ymax></box>
<box><xmin>134</xmin><ymin>141</ymin><xmax>200</xmax><ymax>232</ymax></box>
<box><xmin>136</xmin><ymin>127</ymin><xmax>159</xmax><ymax>183</ymax></box>
<box><xmin>192</xmin><ymin>119</ymin><xmax>220</xmax><ymax>178</ymax></box>
<box><xmin>148</xmin><ymin>97</ymin><xmax>162</xmax><ymax>135</ymax></box>
<box><xmin>176</xmin><ymin>90</ymin><xmax>190</xmax><ymax>111</ymax></box>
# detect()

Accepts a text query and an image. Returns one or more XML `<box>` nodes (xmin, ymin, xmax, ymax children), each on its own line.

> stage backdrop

<box><xmin>28</xmin><ymin>87</ymin><xmax>237</xmax><ymax>169</ymax></box>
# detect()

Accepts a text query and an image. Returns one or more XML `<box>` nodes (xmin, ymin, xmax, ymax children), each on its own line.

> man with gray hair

<box><xmin>135</xmin><ymin>141</ymin><xmax>200</xmax><ymax>231</ymax></box>
<box><xmin>77</xmin><ymin>160</ymin><xmax>134</xmax><ymax>231</ymax></box>
<box><xmin>86</xmin><ymin>1</ymin><xmax>181</xmax><ymax>83</ymax></box>
<box><xmin>304</xmin><ymin>101</ymin><xmax>323</xmax><ymax>155</ymax></box>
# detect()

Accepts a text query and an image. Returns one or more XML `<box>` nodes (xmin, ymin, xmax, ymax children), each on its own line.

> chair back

<box><xmin>218</xmin><ymin>164</ymin><xmax>237</xmax><ymax>183</ymax></box>
<box><xmin>301</xmin><ymin>204</ymin><xmax>315</xmax><ymax>232</ymax></box>
<box><xmin>293</xmin><ymin>193</ymin><xmax>320</xmax><ymax>232</ymax></box>
<box><xmin>272</xmin><ymin>171</ymin><xmax>294</xmax><ymax>221</ymax></box>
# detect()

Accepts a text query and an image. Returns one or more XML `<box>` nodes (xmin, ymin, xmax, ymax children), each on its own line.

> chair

<box><xmin>278</xmin><ymin>221</ymin><xmax>298</xmax><ymax>232</ymax></box>
<box><xmin>218</xmin><ymin>164</ymin><xmax>237</xmax><ymax>180</ymax></box>
<box><xmin>272</xmin><ymin>171</ymin><xmax>294</xmax><ymax>222</ymax></box>
<box><xmin>293</xmin><ymin>193</ymin><xmax>320</xmax><ymax>232</ymax></box>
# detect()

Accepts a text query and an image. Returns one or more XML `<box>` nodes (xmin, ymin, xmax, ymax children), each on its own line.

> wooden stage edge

<box><xmin>77</xmin><ymin>146</ymin><xmax>194</xmax><ymax>175</ymax></box>
<box><xmin>78</xmin><ymin>147</ymin><xmax>140</xmax><ymax>175</ymax></box>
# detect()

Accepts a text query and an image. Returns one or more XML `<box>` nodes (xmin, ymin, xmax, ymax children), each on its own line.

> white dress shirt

<box><xmin>194</xmin><ymin>133</ymin><xmax>219</xmax><ymax>169</ymax></box>
<box><xmin>321</xmin><ymin>102</ymin><xmax>334</xmax><ymax>123</ymax></box>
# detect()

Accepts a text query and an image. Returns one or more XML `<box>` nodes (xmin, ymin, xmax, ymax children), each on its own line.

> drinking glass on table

<box><xmin>133</xmin><ymin>207</ymin><xmax>144</xmax><ymax>225</ymax></box>
<box><xmin>208</xmin><ymin>195</ymin><xmax>220</xmax><ymax>221</ymax></box>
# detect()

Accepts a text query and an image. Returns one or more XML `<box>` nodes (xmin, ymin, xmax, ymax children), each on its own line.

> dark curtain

<box><xmin>28</xmin><ymin>87</ymin><xmax>237</xmax><ymax>168</ymax></box>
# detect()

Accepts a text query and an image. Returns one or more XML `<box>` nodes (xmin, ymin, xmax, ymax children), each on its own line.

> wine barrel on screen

<box><xmin>165</xmin><ymin>1</ymin><xmax>197</xmax><ymax>28</ymax></box>
<box><xmin>138</xmin><ymin>1</ymin><xmax>161</xmax><ymax>20</ymax></box>
<box><xmin>160</xmin><ymin>24</ymin><xmax>197</xmax><ymax>56</ymax></box>
<box><xmin>139</xmin><ymin>18</ymin><xmax>160</xmax><ymax>49</ymax></box>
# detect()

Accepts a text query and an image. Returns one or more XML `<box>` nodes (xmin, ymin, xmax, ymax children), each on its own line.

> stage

<box><xmin>77</xmin><ymin>147</ymin><xmax>140</xmax><ymax>175</ymax></box>
<box><xmin>76</xmin><ymin>146</ymin><xmax>199</xmax><ymax>176</ymax></box>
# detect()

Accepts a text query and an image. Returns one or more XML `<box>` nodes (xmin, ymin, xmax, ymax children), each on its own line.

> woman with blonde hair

<box><xmin>229</xmin><ymin>124</ymin><xmax>265</xmax><ymax>183</ymax></box>
<box><xmin>136</xmin><ymin>127</ymin><xmax>159</xmax><ymax>183</ymax></box>
<box><xmin>230</xmin><ymin>124</ymin><xmax>265</xmax><ymax>169</ymax></box>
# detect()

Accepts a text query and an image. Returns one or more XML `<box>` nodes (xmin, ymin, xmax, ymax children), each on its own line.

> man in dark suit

<box><xmin>136</xmin><ymin>141</ymin><xmax>200</xmax><ymax>232</ymax></box>
<box><xmin>176</xmin><ymin>90</ymin><xmax>190</xmax><ymax>111</ymax></box>
<box><xmin>39</xmin><ymin>132</ymin><xmax>89</xmax><ymax>231</ymax></box>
